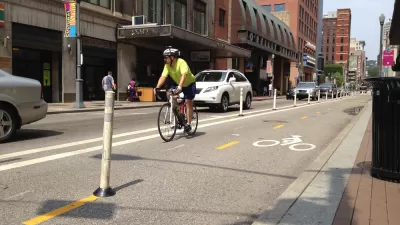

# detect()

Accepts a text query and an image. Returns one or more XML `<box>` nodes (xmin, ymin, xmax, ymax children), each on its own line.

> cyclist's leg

<box><xmin>182</xmin><ymin>82</ymin><xmax>196</xmax><ymax>126</ymax></box>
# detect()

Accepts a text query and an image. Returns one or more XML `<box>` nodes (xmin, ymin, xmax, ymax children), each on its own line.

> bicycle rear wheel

<box><xmin>186</xmin><ymin>104</ymin><xmax>198</xmax><ymax>135</ymax></box>
<box><xmin>157</xmin><ymin>103</ymin><xmax>177</xmax><ymax>142</ymax></box>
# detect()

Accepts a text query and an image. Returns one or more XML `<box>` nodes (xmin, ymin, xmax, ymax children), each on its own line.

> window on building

<box><xmin>341</xmin><ymin>28</ymin><xmax>344</xmax><ymax>34</ymax></box>
<box><xmin>263</xmin><ymin>5</ymin><xmax>272</xmax><ymax>12</ymax></box>
<box><xmin>173</xmin><ymin>0</ymin><xmax>187</xmax><ymax>29</ymax></box>
<box><xmin>332</xmin><ymin>46</ymin><xmax>335</xmax><ymax>52</ymax></box>
<box><xmin>326</xmin><ymin>46</ymin><xmax>329</xmax><ymax>52</ymax></box>
<box><xmin>340</xmin><ymin>46</ymin><xmax>344</xmax><ymax>52</ymax></box>
<box><xmin>83</xmin><ymin>0</ymin><xmax>110</xmax><ymax>9</ymax></box>
<box><xmin>144</xmin><ymin>0</ymin><xmax>165</xmax><ymax>24</ymax></box>
<box><xmin>341</xmin><ymin>20</ymin><xmax>344</xmax><ymax>26</ymax></box>
<box><xmin>340</xmin><ymin>54</ymin><xmax>343</xmax><ymax>60</ymax></box>
<box><xmin>219</xmin><ymin>8</ymin><xmax>225</xmax><ymax>28</ymax></box>
<box><xmin>193</xmin><ymin>0</ymin><xmax>207</xmax><ymax>35</ymax></box>
<box><xmin>340</xmin><ymin>37</ymin><xmax>344</xmax><ymax>43</ymax></box>
<box><xmin>274</xmin><ymin>3</ymin><xmax>286</xmax><ymax>12</ymax></box>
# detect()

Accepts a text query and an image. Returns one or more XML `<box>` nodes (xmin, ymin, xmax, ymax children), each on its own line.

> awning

<box><xmin>117</xmin><ymin>24</ymin><xmax>251</xmax><ymax>58</ymax></box>
<box><xmin>389</xmin><ymin>0</ymin><xmax>400</xmax><ymax>45</ymax></box>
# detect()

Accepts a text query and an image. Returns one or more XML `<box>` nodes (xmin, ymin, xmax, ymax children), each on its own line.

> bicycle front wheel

<box><xmin>157</xmin><ymin>103</ymin><xmax>177</xmax><ymax>142</ymax></box>
<box><xmin>187</xmin><ymin>104</ymin><xmax>198</xmax><ymax>135</ymax></box>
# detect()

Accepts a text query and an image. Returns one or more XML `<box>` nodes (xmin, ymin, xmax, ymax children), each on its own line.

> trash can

<box><xmin>365</xmin><ymin>77</ymin><xmax>400</xmax><ymax>181</ymax></box>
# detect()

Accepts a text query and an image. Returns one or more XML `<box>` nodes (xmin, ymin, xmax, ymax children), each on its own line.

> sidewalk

<box><xmin>252</xmin><ymin>100</ymin><xmax>400</xmax><ymax>225</ymax></box>
<box><xmin>47</xmin><ymin>96</ymin><xmax>284</xmax><ymax>114</ymax></box>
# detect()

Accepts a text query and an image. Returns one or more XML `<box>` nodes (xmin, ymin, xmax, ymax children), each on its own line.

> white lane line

<box><xmin>0</xmin><ymin>99</ymin><xmax>342</xmax><ymax>172</ymax></box>
<box><xmin>163</xmin><ymin>144</ymin><xmax>185</xmax><ymax>152</ymax></box>
<box><xmin>4</xmin><ymin>190</ymin><xmax>32</xmax><ymax>200</ymax></box>
<box><xmin>0</xmin><ymin>103</ymin><xmax>303</xmax><ymax>160</ymax></box>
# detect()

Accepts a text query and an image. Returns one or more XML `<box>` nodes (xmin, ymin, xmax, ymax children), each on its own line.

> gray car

<box><xmin>318</xmin><ymin>83</ymin><xmax>338</xmax><ymax>98</ymax></box>
<box><xmin>295</xmin><ymin>82</ymin><xmax>318</xmax><ymax>100</ymax></box>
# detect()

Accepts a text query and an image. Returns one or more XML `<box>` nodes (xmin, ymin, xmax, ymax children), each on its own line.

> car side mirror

<box><xmin>229</xmin><ymin>77</ymin><xmax>236</xmax><ymax>83</ymax></box>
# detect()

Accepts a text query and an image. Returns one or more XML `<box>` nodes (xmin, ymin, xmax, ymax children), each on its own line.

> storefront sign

<box><xmin>0</xmin><ymin>56</ymin><xmax>11</xmax><ymax>68</ymax></box>
<box><xmin>248</xmin><ymin>31</ymin><xmax>269</xmax><ymax>49</ymax></box>
<box><xmin>305</xmin><ymin>41</ymin><xmax>316</xmax><ymax>51</ymax></box>
<box><xmin>64</xmin><ymin>0</ymin><xmax>77</xmax><ymax>37</ymax></box>
<box><xmin>190</xmin><ymin>51</ymin><xmax>210</xmax><ymax>62</ymax></box>
<box><xmin>126</xmin><ymin>27</ymin><xmax>161</xmax><ymax>38</ymax></box>
<box><xmin>82</xmin><ymin>37</ymin><xmax>116</xmax><ymax>50</ymax></box>
<box><xmin>303</xmin><ymin>53</ymin><xmax>316</xmax><ymax>67</ymax></box>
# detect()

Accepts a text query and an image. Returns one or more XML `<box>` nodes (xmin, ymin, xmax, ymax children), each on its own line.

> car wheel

<box><xmin>244</xmin><ymin>93</ymin><xmax>252</xmax><ymax>109</ymax></box>
<box><xmin>0</xmin><ymin>104</ymin><xmax>18</xmax><ymax>143</ymax></box>
<box><xmin>219</xmin><ymin>94</ymin><xmax>229</xmax><ymax>112</ymax></box>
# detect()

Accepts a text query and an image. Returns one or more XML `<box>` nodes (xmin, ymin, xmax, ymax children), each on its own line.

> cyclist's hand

<box><xmin>174</xmin><ymin>86</ymin><xmax>182</xmax><ymax>95</ymax></box>
<box><xmin>153</xmin><ymin>88</ymin><xmax>157</xmax><ymax>96</ymax></box>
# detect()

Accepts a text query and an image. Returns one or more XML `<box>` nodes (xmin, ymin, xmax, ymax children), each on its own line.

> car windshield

<box><xmin>195</xmin><ymin>71</ymin><xmax>227</xmax><ymax>82</ymax></box>
<box><xmin>297</xmin><ymin>83</ymin><xmax>315</xmax><ymax>88</ymax></box>
<box><xmin>319</xmin><ymin>83</ymin><xmax>333</xmax><ymax>88</ymax></box>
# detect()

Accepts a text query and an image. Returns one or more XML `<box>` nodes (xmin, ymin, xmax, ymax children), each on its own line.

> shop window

<box><xmin>83</xmin><ymin>0</ymin><xmax>110</xmax><ymax>9</ymax></box>
<box><xmin>274</xmin><ymin>4</ymin><xmax>285</xmax><ymax>12</ymax></box>
<box><xmin>219</xmin><ymin>8</ymin><xmax>225</xmax><ymax>28</ymax></box>
<box><xmin>172</xmin><ymin>0</ymin><xmax>187</xmax><ymax>29</ymax></box>
<box><xmin>262</xmin><ymin>5</ymin><xmax>271</xmax><ymax>12</ymax></box>
<box><xmin>193</xmin><ymin>0</ymin><xmax>207</xmax><ymax>35</ymax></box>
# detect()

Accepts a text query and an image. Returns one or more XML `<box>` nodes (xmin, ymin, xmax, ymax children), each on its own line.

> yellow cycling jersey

<box><xmin>161</xmin><ymin>58</ymin><xmax>196</xmax><ymax>87</ymax></box>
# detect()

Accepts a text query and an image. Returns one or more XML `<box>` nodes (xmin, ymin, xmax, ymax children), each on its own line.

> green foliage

<box><xmin>323</xmin><ymin>64</ymin><xmax>344</xmax><ymax>77</ymax></box>
<box><xmin>332</xmin><ymin>72</ymin><xmax>344</xmax><ymax>87</ymax></box>
<box><xmin>367</xmin><ymin>66</ymin><xmax>379</xmax><ymax>77</ymax></box>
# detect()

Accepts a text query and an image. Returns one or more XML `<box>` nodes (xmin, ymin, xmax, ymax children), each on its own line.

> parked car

<box><xmin>318</xmin><ymin>83</ymin><xmax>338</xmax><ymax>98</ymax></box>
<box><xmin>0</xmin><ymin>69</ymin><xmax>48</xmax><ymax>143</ymax></box>
<box><xmin>295</xmin><ymin>82</ymin><xmax>318</xmax><ymax>100</ymax></box>
<box><xmin>360</xmin><ymin>85</ymin><xmax>368</xmax><ymax>94</ymax></box>
<box><xmin>286</xmin><ymin>87</ymin><xmax>295</xmax><ymax>100</ymax></box>
<box><xmin>193</xmin><ymin>69</ymin><xmax>253</xmax><ymax>112</ymax></box>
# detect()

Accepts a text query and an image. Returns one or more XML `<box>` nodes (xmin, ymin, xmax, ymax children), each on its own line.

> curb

<box><xmin>251</xmin><ymin>98</ymin><xmax>372</xmax><ymax>225</ymax></box>
<box><xmin>47</xmin><ymin>96</ymin><xmax>283</xmax><ymax>115</ymax></box>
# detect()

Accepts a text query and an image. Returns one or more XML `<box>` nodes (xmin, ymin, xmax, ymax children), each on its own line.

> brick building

<box><xmin>322</xmin><ymin>9</ymin><xmax>352</xmax><ymax>82</ymax></box>
<box><xmin>255</xmin><ymin>0</ymin><xmax>320</xmax><ymax>83</ymax></box>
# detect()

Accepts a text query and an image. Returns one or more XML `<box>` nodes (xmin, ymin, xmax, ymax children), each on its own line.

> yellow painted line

<box><xmin>300</xmin><ymin>116</ymin><xmax>308</xmax><ymax>120</ymax></box>
<box><xmin>316</xmin><ymin>112</ymin><xmax>321</xmax><ymax>114</ymax></box>
<box><xmin>273</xmin><ymin>124</ymin><xmax>284</xmax><ymax>129</ymax></box>
<box><xmin>216</xmin><ymin>141</ymin><xmax>239</xmax><ymax>150</ymax></box>
<box><xmin>24</xmin><ymin>195</ymin><xmax>100</xmax><ymax>225</ymax></box>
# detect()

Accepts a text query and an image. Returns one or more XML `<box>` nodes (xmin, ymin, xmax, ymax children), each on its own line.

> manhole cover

<box><xmin>263</xmin><ymin>120</ymin><xmax>288</xmax><ymax>123</ymax></box>
<box><xmin>344</xmin><ymin>106</ymin><xmax>364</xmax><ymax>115</ymax></box>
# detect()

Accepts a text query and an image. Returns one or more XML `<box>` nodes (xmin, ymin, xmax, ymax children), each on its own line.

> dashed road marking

<box><xmin>273</xmin><ymin>124</ymin><xmax>285</xmax><ymax>129</ymax></box>
<box><xmin>216</xmin><ymin>141</ymin><xmax>239</xmax><ymax>150</ymax></box>
<box><xmin>300</xmin><ymin>116</ymin><xmax>308</xmax><ymax>120</ymax></box>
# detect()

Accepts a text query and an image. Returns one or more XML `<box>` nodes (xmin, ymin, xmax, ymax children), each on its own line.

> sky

<box><xmin>323</xmin><ymin>0</ymin><xmax>395</xmax><ymax>59</ymax></box>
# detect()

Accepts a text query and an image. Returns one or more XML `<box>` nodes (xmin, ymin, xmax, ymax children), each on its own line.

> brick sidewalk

<box><xmin>333</xmin><ymin>117</ymin><xmax>400</xmax><ymax>225</ymax></box>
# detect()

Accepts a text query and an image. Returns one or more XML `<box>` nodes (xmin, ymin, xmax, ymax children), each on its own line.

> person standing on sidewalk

<box><xmin>102</xmin><ymin>71</ymin><xmax>116</xmax><ymax>92</ymax></box>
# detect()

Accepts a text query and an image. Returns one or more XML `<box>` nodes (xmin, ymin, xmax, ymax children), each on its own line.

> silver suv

<box><xmin>295</xmin><ymin>82</ymin><xmax>318</xmax><ymax>100</ymax></box>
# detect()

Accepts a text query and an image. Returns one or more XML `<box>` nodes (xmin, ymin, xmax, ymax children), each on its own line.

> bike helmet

<box><xmin>163</xmin><ymin>46</ymin><xmax>180</xmax><ymax>58</ymax></box>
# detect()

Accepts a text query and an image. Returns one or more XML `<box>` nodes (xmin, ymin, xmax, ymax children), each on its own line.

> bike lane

<box><xmin>2</xmin><ymin>96</ymin><xmax>371</xmax><ymax>225</ymax></box>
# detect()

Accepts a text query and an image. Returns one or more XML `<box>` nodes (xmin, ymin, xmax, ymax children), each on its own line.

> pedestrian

<box><xmin>128</xmin><ymin>78</ymin><xmax>136</xmax><ymax>102</ymax></box>
<box><xmin>102</xmin><ymin>71</ymin><xmax>116</xmax><ymax>92</ymax></box>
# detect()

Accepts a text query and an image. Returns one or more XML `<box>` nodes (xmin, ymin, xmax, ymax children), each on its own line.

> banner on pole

<box><xmin>64</xmin><ymin>0</ymin><xmax>77</xmax><ymax>37</ymax></box>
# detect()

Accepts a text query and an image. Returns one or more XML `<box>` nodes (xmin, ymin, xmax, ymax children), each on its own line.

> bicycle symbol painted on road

<box><xmin>252</xmin><ymin>135</ymin><xmax>316</xmax><ymax>152</ymax></box>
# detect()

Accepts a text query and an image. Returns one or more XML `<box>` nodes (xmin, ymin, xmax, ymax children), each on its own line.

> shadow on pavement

<box><xmin>0</xmin><ymin>158</ymin><xmax>21</xmax><ymax>164</ymax></box>
<box><xmin>113</xmin><ymin>179</ymin><xmax>144</xmax><ymax>192</ymax></box>
<box><xmin>176</xmin><ymin>131</ymin><xmax>206</xmax><ymax>140</ymax></box>
<box><xmin>8</xmin><ymin>129</ymin><xmax>63</xmax><ymax>143</ymax></box>
<box><xmin>36</xmin><ymin>200</ymin><xmax>115</xmax><ymax>220</ymax></box>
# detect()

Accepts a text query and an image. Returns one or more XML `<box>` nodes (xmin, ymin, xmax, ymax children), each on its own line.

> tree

<box><xmin>332</xmin><ymin>72</ymin><xmax>344</xmax><ymax>87</ymax></box>
<box><xmin>367</xmin><ymin>66</ymin><xmax>379</xmax><ymax>77</ymax></box>
<box><xmin>323</xmin><ymin>64</ymin><xmax>343</xmax><ymax>78</ymax></box>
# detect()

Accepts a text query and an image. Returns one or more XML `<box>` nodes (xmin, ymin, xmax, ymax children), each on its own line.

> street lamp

<box><xmin>271</xmin><ymin>54</ymin><xmax>275</xmax><ymax>89</ymax></box>
<box><xmin>74</xmin><ymin>0</ymin><xmax>85</xmax><ymax>108</ymax></box>
<box><xmin>379</xmin><ymin>13</ymin><xmax>385</xmax><ymax>77</ymax></box>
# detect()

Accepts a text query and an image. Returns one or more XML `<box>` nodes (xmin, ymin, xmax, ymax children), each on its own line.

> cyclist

<box><xmin>154</xmin><ymin>46</ymin><xmax>197</xmax><ymax>132</ymax></box>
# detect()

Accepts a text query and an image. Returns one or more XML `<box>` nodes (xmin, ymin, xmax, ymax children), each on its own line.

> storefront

<box><xmin>81</xmin><ymin>37</ymin><xmax>117</xmax><ymax>101</ymax></box>
<box><xmin>117</xmin><ymin>24</ymin><xmax>251</xmax><ymax>88</ymax></box>
<box><xmin>302</xmin><ymin>53</ymin><xmax>316</xmax><ymax>81</ymax></box>
<box><xmin>11</xmin><ymin>23</ymin><xmax>62</xmax><ymax>103</ymax></box>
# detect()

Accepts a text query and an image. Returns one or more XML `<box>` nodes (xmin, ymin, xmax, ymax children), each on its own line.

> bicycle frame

<box><xmin>164</xmin><ymin>88</ymin><xmax>185</xmax><ymax>128</ymax></box>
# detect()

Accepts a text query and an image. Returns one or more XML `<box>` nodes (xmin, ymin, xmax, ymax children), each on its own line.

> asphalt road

<box><xmin>0</xmin><ymin>95</ymin><xmax>371</xmax><ymax>225</ymax></box>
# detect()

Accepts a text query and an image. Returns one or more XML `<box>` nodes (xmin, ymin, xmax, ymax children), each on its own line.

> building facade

<box><xmin>321</xmin><ymin>8</ymin><xmax>351</xmax><ymax>83</ymax></box>
<box><xmin>0</xmin><ymin>0</ymin><xmax>253</xmax><ymax>103</ymax></box>
<box><xmin>255</xmin><ymin>0</ymin><xmax>319</xmax><ymax>84</ymax></box>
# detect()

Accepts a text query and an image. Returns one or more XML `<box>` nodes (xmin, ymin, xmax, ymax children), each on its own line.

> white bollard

<box><xmin>325</xmin><ymin>92</ymin><xmax>328</xmax><ymax>101</ymax></box>
<box><xmin>307</xmin><ymin>92</ymin><xmax>310</xmax><ymax>104</ymax></box>
<box><xmin>318</xmin><ymin>90</ymin><xmax>320</xmax><ymax>102</ymax></box>
<box><xmin>93</xmin><ymin>91</ymin><xmax>116</xmax><ymax>197</ymax></box>
<box><xmin>239</xmin><ymin>87</ymin><xmax>244</xmax><ymax>116</ymax></box>
<box><xmin>273</xmin><ymin>88</ymin><xmax>277</xmax><ymax>110</ymax></box>
<box><xmin>294</xmin><ymin>91</ymin><xmax>297</xmax><ymax>107</ymax></box>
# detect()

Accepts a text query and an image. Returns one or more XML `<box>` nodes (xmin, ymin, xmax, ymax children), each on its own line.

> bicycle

<box><xmin>155</xmin><ymin>88</ymin><xmax>199</xmax><ymax>142</ymax></box>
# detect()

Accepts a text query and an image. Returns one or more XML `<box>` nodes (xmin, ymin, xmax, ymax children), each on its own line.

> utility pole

<box><xmin>315</xmin><ymin>0</ymin><xmax>323</xmax><ymax>85</ymax></box>
<box><xmin>74</xmin><ymin>0</ymin><xmax>85</xmax><ymax>108</ymax></box>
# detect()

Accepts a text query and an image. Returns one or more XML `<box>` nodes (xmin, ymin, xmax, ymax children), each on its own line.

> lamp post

<box><xmin>74</xmin><ymin>0</ymin><xmax>85</xmax><ymax>108</ymax></box>
<box><xmin>379</xmin><ymin>14</ymin><xmax>385</xmax><ymax>77</ymax></box>
<box><xmin>272</xmin><ymin>53</ymin><xmax>275</xmax><ymax>90</ymax></box>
